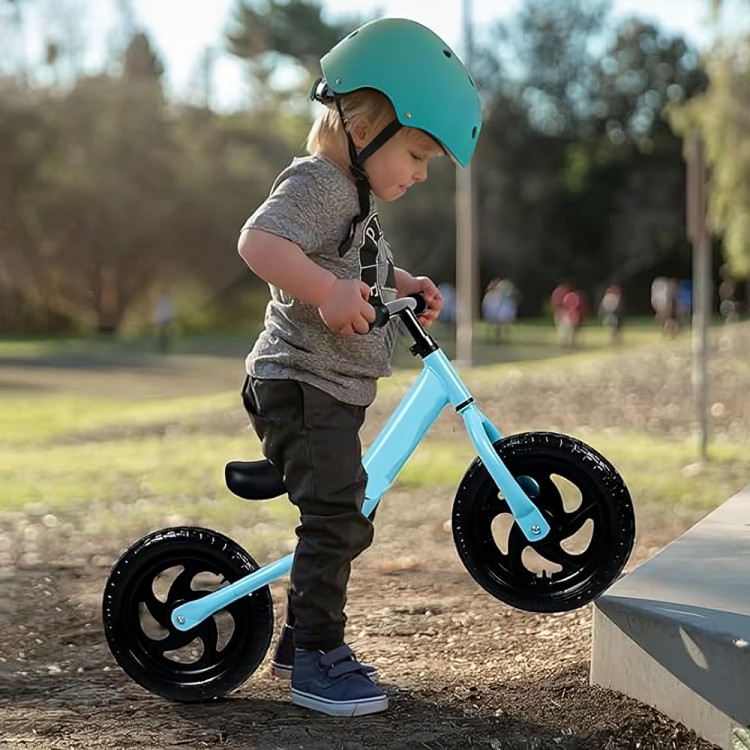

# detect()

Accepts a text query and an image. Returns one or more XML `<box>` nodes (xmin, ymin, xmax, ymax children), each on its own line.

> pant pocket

<box><xmin>241</xmin><ymin>375</ymin><xmax>257</xmax><ymax>417</ymax></box>
<box><xmin>241</xmin><ymin>376</ymin><xmax>269</xmax><ymax>443</ymax></box>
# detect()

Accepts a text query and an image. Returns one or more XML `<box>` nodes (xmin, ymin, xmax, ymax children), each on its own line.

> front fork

<box><xmin>459</xmin><ymin>404</ymin><xmax>550</xmax><ymax>541</ymax></box>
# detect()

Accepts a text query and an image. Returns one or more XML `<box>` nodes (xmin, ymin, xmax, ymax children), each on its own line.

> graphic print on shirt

<box><xmin>357</xmin><ymin>209</ymin><xmax>396</xmax><ymax>304</ymax></box>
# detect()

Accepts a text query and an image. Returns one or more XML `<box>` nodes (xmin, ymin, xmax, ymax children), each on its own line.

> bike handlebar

<box><xmin>368</xmin><ymin>293</ymin><xmax>427</xmax><ymax>331</ymax></box>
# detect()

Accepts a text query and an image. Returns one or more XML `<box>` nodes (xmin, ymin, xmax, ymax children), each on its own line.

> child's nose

<box><xmin>413</xmin><ymin>163</ymin><xmax>428</xmax><ymax>182</ymax></box>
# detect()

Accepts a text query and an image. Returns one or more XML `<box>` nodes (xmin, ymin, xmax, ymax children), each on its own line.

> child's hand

<box><xmin>414</xmin><ymin>277</ymin><xmax>443</xmax><ymax>327</ymax></box>
<box><xmin>318</xmin><ymin>279</ymin><xmax>376</xmax><ymax>335</ymax></box>
<box><xmin>402</xmin><ymin>276</ymin><xmax>443</xmax><ymax>328</ymax></box>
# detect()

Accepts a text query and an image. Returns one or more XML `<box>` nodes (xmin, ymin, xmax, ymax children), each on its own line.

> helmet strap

<box><xmin>332</xmin><ymin>97</ymin><xmax>403</xmax><ymax>256</ymax></box>
<box><xmin>333</xmin><ymin>98</ymin><xmax>371</xmax><ymax>256</ymax></box>
<box><xmin>355</xmin><ymin>119</ymin><xmax>403</xmax><ymax>164</ymax></box>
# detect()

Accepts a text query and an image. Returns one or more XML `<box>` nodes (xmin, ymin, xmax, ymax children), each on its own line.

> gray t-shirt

<box><xmin>242</xmin><ymin>155</ymin><xmax>398</xmax><ymax>406</ymax></box>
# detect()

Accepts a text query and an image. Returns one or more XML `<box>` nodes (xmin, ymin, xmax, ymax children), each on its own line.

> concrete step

<box><xmin>590</xmin><ymin>483</ymin><xmax>750</xmax><ymax>750</ymax></box>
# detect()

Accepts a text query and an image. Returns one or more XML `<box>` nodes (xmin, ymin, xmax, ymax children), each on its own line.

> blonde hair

<box><xmin>306</xmin><ymin>89</ymin><xmax>396</xmax><ymax>166</ymax></box>
<box><xmin>306</xmin><ymin>89</ymin><xmax>446</xmax><ymax>169</ymax></box>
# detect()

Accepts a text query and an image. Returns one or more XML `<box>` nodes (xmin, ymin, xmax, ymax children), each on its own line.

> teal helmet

<box><xmin>317</xmin><ymin>18</ymin><xmax>482</xmax><ymax>168</ymax></box>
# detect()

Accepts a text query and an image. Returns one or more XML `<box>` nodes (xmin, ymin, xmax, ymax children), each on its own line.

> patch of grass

<box><xmin>0</xmin><ymin>317</ymin><xmax>678</xmax><ymax>372</ymax></box>
<box><xmin>2</xmin><ymin>415</ymin><xmax>747</xmax><ymax>560</ymax></box>
<box><xmin>84</xmin><ymin>492</ymin><xmax>299</xmax><ymax>562</ymax></box>
<box><xmin>2</xmin><ymin>385</ymin><xmax>745</xmax><ymax>520</ymax></box>
<box><xmin>392</xmin><ymin>318</ymin><xmax>670</xmax><ymax>368</ymax></box>
<box><xmin>391</xmin><ymin>429</ymin><xmax>749</xmax><ymax>518</ymax></box>
<box><xmin>0</xmin><ymin>392</ymin><xmax>236</xmax><ymax>444</ymax></box>
<box><xmin>0</xmin><ymin>429</ymin><xmax>300</xmax><ymax>559</ymax></box>
<box><xmin>395</xmin><ymin>441</ymin><xmax>476</xmax><ymax>490</ymax></box>
<box><xmin>2</xmin><ymin>321</ymin><xmax>748</xmax><ymax>558</ymax></box>
<box><xmin>0</xmin><ymin>433</ymin><xmax>259</xmax><ymax>513</ymax></box>
<box><xmin>578</xmin><ymin>429</ymin><xmax>750</xmax><ymax>512</ymax></box>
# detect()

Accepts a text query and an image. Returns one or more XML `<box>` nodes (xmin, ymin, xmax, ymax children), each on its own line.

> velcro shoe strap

<box><xmin>328</xmin><ymin>659</ymin><xmax>365</xmax><ymax>678</ymax></box>
<box><xmin>319</xmin><ymin>644</ymin><xmax>366</xmax><ymax>678</ymax></box>
<box><xmin>319</xmin><ymin>644</ymin><xmax>354</xmax><ymax>668</ymax></box>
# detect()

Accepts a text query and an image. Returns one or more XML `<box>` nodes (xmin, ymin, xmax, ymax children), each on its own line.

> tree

<box><xmin>666</xmin><ymin>0</ymin><xmax>750</xmax><ymax>277</ymax></box>
<box><xmin>589</xmin><ymin>20</ymin><xmax>706</xmax><ymax>147</ymax></box>
<box><xmin>469</xmin><ymin>4</ymin><xmax>708</xmax><ymax>312</ymax></box>
<box><xmin>492</xmin><ymin>0</ymin><xmax>612</xmax><ymax>137</ymax></box>
<box><xmin>0</xmin><ymin>30</ymin><xmax>176</xmax><ymax>333</ymax></box>
<box><xmin>582</xmin><ymin>20</ymin><xmax>708</xmax><ymax>289</ymax></box>
<box><xmin>21</xmin><ymin>72</ymin><xmax>178</xmax><ymax>332</ymax></box>
<box><xmin>226</xmin><ymin>0</ymin><xmax>366</xmax><ymax>107</ymax></box>
<box><xmin>123</xmin><ymin>31</ymin><xmax>164</xmax><ymax>82</ymax></box>
<box><xmin>0</xmin><ymin>83</ymin><xmax>62</xmax><ymax>330</ymax></box>
<box><xmin>168</xmin><ymin>104</ymin><xmax>310</xmax><ymax>295</ymax></box>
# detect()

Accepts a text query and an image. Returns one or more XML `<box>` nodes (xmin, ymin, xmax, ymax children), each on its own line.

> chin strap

<box><xmin>312</xmin><ymin>77</ymin><xmax>403</xmax><ymax>256</ymax></box>
<box><xmin>336</xmin><ymin>97</ymin><xmax>372</xmax><ymax>205</ymax></box>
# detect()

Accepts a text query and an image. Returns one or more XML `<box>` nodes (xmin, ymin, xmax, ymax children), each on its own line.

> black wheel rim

<box><xmin>469</xmin><ymin>450</ymin><xmax>614</xmax><ymax>604</ymax></box>
<box><xmin>118</xmin><ymin>546</ymin><xmax>257</xmax><ymax>686</ymax></box>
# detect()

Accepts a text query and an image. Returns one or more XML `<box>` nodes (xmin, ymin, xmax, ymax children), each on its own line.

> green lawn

<box><xmin>0</xmin><ymin>318</ymin><xmax>747</xmax><ymax>555</ymax></box>
<box><xmin>0</xmin><ymin>315</ymin><xmax>683</xmax><ymax>366</ymax></box>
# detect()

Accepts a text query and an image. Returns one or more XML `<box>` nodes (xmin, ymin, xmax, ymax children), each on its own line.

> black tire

<box><xmin>102</xmin><ymin>526</ymin><xmax>274</xmax><ymax>702</ymax></box>
<box><xmin>452</xmin><ymin>432</ymin><xmax>635</xmax><ymax>613</ymax></box>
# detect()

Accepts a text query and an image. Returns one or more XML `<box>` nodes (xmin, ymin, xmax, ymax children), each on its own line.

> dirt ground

<box><xmin>0</xmin><ymin>498</ymin><xmax>716</xmax><ymax>750</ymax></box>
<box><xmin>3</xmin><ymin>327</ymin><xmax>748</xmax><ymax>750</ymax></box>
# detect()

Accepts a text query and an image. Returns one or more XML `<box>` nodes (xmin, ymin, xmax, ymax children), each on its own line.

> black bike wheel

<box><xmin>452</xmin><ymin>432</ymin><xmax>635</xmax><ymax>613</ymax></box>
<box><xmin>102</xmin><ymin>526</ymin><xmax>274</xmax><ymax>702</ymax></box>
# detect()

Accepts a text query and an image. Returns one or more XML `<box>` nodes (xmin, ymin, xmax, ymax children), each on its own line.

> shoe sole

<box><xmin>291</xmin><ymin>688</ymin><xmax>388</xmax><ymax>717</ymax></box>
<box><xmin>271</xmin><ymin>662</ymin><xmax>380</xmax><ymax>683</ymax></box>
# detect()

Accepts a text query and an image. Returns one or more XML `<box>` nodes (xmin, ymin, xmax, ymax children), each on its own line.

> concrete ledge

<box><xmin>590</xmin><ymin>483</ymin><xmax>750</xmax><ymax>750</ymax></box>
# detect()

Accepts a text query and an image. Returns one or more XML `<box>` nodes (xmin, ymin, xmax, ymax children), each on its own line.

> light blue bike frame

<box><xmin>172</xmin><ymin>343</ymin><xmax>550</xmax><ymax>632</ymax></box>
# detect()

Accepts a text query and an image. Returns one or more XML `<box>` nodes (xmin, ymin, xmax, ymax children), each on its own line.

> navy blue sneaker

<box><xmin>270</xmin><ymin>625</ymin><xmax>379</xmax><ymax>682</ymax></box>
<box><xmin>290</xmin><ymin>644</ymin><xmax>388</xmax><ymax>717</ymax></box>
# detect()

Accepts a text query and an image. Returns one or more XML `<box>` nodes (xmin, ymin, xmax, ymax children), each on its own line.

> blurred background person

<box><xmin>437</xmin><ymin>282</ymin><xmax>456</xmax><ymax>327</ymax></box>
<box><xmin>482</xmin><ymin>278</ymin><xmax>519</xmax><ymax>341</ymax></box>
<box><xmin>557</xmin><ymin>287</ymin><xmax>588</xmax><ymax>350</ymax></box>
<box><xmin>152</xmin><ymin>291</ymin><xmax>175</xmax><ymax>352</ymax></box>
<box><xmin>550</xmin><ymin>281</ymin><xmax>572</xmax><ymax>342</ymax></box>
<box><xmin>599</xmin><ymin>284</ymin><xmax>625</xmax><ymax>345</ymax></box>
<box><xmin>651</xmin><ymin>276</ymin><xmax>679</xmax><ymax>337</ymax></box>
<box><xmin>719</xmin><ymin>269</ymin><xmax>740</xmax><ymax>324</ymax></box>
<box><xmin>676</xmin><ymin>279</ymin><xmax>693</xmax><ymax>330</ymax></box>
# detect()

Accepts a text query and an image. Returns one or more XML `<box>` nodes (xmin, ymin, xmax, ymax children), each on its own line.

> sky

<box><xmin>16</xmin><ymin>0</ymin><xmax>744</xmax><ymax>111</ymax></box>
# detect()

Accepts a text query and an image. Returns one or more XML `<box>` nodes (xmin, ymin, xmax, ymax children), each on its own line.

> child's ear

<box><xmin>348</xmin><ymin>117</ymin><xmax>372</xmax><ymax>150</ymax></box>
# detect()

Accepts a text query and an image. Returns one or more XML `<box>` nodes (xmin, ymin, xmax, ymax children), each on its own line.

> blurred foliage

<box><xmin>119</xmin><ymin>277</ymin><xmax>268</xmax><ymax>338</ymax></box>
<box><xmin>495</xmin><ymin>0</ymin><xmax>613</xmax><ymax>137</ymax></box>
<box><xmin>227</xmin><ymin>0</ymin><xmax>355</xmax><ymax>75</ymax></box>
<box><xmin>0</xmin><ymin>0</ymin><xmax>740</xmax><ymax>336</ymax></box>
<box><xmin>0</xmin><ymin>19</ymin><xmax>308</xmax><ymax>334</ymax></box>
<box><xmin>668</xmin><ymin>37</ymin><xmax>750</xmax><ymax>278</ymax></box>
<box><xmin>226</xmin><ymin>0</ymin><xmax>367</xmax><ymax>108</ymax></box>
<box><xmin>457</xmin><ymin>6</ymin><xmax>708</xmax><ymax>312</ymax></box>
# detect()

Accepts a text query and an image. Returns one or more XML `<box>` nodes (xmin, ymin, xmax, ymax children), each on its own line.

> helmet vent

<box><xmin>468</xmin><ymin>75</ymin><xmax>475</xmax><ymax>88</ymax></box>
<box><xmin>443</xmin><ymin>50</ymin><xmax>452</xmax><ymax>58</ymax></box>
<box><xmin>348</xmin><ymin>30</ymin><xmax>359</xmax><ymax>38</ymax></box>
<box><xmin>472</xmin><ymin>126</ymin><xmax>477</xmax><ymax>139</ymax></box>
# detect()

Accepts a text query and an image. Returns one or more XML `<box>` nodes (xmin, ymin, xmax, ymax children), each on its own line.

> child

<box><xmin>237</xmin><ymin>17</ymin><xmax>482</xmax><ymax>717</ymax></box>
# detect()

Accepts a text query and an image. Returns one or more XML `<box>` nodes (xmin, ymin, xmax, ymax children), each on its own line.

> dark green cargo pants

<box><xmin>241</xmin><ymin>376</ymin><xmax>373</xmax><ymax>651</ymax></box>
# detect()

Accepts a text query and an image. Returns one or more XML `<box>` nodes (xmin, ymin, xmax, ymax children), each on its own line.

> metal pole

<box><xmin>202</xmin><ymin>46</ymin><xmax>215</xmax><ymax>111</ymax></box>
<box><xmin>687</xmin><ymin>132</ymin><xmax>711</xmax><ymax>461</ymax></box>
<box><xmin>455</xmin><ymin>0</ymin><xmax>477</xmax><ymax>367</ymax></box>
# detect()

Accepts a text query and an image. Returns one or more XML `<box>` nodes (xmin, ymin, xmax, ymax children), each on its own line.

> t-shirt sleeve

<box><xmin>242</xmin><ymin>163</ymin><xmax>349</xmax><ymax>258</ymax></box>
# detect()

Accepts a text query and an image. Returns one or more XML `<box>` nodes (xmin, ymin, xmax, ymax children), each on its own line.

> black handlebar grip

<box><xmin>408</xmin><ymin>293</ymin><xmax>428</xmax><ymax>316</ymax></box>
<box><xmin>366</xmin><ymin>294</ymin><xmax>428</xmax><ymax>332</ymax></box>
<box><xmin>368</xmin><ymin>302</ymin><xmax>391</xmax><ymax>331</ymax></box>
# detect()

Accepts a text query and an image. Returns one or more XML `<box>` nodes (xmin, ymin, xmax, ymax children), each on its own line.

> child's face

<box><xmin>357</xmin><ymin>127</ymin><xmax>444</xmax><ymax>202</ymax></box>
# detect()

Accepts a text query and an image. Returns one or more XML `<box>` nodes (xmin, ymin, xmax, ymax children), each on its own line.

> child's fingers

<box><xmin>352</xmin><ymin>314</ymin><xmax>371</xmax><ymax>335</ymax></box>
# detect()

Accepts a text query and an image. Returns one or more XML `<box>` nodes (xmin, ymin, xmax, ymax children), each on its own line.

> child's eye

<box><xmin>410</xmin><ymin>152</ymin><xmax>423</xmax><ymax>162</ymax></box>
